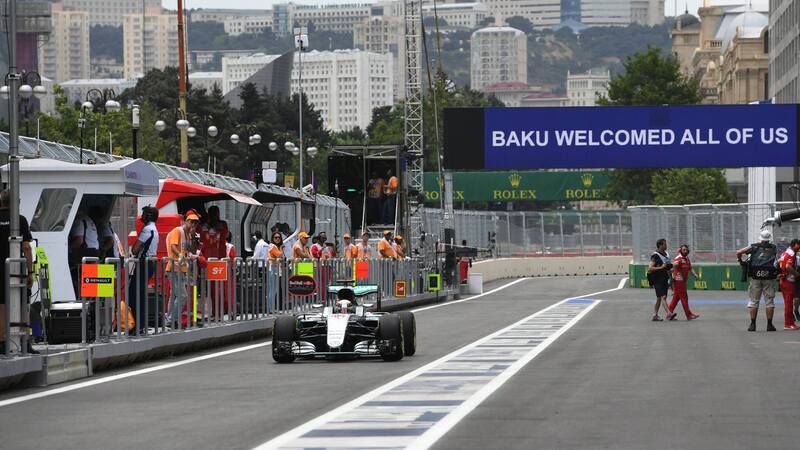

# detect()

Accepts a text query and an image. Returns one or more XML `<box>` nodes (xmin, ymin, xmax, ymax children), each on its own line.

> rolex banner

<box><xmin>423</xmin><ymin>171</ymin><xmax>610</xmax><ymax>203</ymax></box>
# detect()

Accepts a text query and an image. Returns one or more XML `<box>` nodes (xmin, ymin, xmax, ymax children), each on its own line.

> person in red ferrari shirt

<box><xmin>778</xmin><ymin>239</ymin><xmax>800</xmax><ymax>330</ymax></box>
<box><xmin>667</xmin><ymin>244</ymin><xmax>700</xmax><ymax>321</ymax></box>
<box><xmin>198</xmin><ymin>205</ymin><xmax>228</xmax><ymax>259</ymax></box>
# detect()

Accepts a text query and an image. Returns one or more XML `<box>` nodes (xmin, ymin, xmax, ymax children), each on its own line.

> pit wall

<box><xmin>628</xmin><ymin>264</ymin><xmax>749</xmax><ymax>291</ymax></box>
<box><xmin>473</xmin><ymin>257</ymin><xmax>630</xmax><ymax>284</ymax></box>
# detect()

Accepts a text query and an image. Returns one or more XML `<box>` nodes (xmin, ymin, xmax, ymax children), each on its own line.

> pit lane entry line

<box><xmin>0</xmin><ymin>278</ymin><xmax>530</xmax><ymax>408</ymax></box>
<box><xmin>254</xmin><ymin>281</ymin><xmax>623</xmax><ymax>450</ymax></box>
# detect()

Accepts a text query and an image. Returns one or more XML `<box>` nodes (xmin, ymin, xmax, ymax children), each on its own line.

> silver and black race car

<box><xmin>271</xmin><ymin>284</ymin><xmax>416</xmax><ymax>363</ymax></box>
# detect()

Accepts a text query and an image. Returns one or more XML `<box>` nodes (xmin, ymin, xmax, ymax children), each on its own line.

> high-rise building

<box><xmin>482</xmin><ymin>0</ymin><xmax>664</xmax><ymax>28</ymax></box>
<box><xmin>272</xmin><ymin>2</ymin><xmax>374</xmax><ymax>34</ymax></box>
<box><xmin>420</xmin><ymin>3</ymin><xmax>489</xmax><ymax>29</ymax></box>
<box><xmin>353</xmin><ymin>15</ymin><xmax>405</xmax><ymax>100</ymax></box>
<box><xmin>61</xmin><ymin>0</ymin><xmax>161</xmax><ymax>27</ymax></box>
<box><xmin>481</xmin><ymin>0</ymin><xmax>562</xmax><ymax>28</ymax></box>
<box><xmin>222</xmin><ymin>52</ymin><xmax>294</xmax><ymax>109</ymax></box>
<box><xmin>122</xmin><ymin>7</ymin><xmax>179</xmax><ymax>79</ymax></box>
<box><xmin>769</xmin><ymin>0</ymin><xmax>799</xmax><ymax>104</ymax></box>
<box><xmin>566</xmin><ymin>69</ymin><xmax>609</xmax><ymax>106</ymax></box>
<box><xmin>191</xmin><ymin>8</ymin><xmax>269</xmax><ymax>23</ymax></box>
<box><xmin>39</xmin><ymin>3</ymin><xmax>90</xmax><ymax>83</ymax></box>
<box><xmin>470</xmin><ymin>26</ymin><xmax>527</xmax><ymax>92</ymax></box>
<box><xmin>290</xmin><ymin>50</ymin><xmax>393</xmax><ymax>131</ymax></box>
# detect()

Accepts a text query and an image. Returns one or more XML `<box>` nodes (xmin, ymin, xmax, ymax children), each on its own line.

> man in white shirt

<box><xmin>252</xmin><ymin>230</ymin><xmax>268</xmax><ymax>261</ymax></box>
<box><xmin>69</xmin><ymin>207</ymin><xmax>102</xmax><ymax>297</ymax></box>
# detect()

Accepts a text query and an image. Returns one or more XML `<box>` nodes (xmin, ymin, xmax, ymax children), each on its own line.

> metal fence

<box><xmin>424</xmin><ymin>208</ymin><xmax>633</xmax><ymax>257</ymax></box>
<box><xmin>3</xmin><ymin>256</ymin><xmax>427</xmax><ymax>356</ymax></box>
<box><xmin>629</xmin><ymin>203</ymin><xmax>800</xmax><ymax>264</ymax></box>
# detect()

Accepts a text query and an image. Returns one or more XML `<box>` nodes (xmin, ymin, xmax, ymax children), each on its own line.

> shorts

<box><xmin>653</xmin><ymin>280</ymin><xmax>669</xmax><ymax>298</ymax></box>
<box><xmin>747</xmin><ymin>279</ymin><xmax>776</xmax><ymax>308</ymax></box>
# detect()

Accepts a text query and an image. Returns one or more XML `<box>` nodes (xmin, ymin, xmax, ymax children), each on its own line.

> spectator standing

<box><xmin>342</xmin><ymin>233</ymin><xmax>357</xmax><ymax>260</ymax></box>
<box><xmin>778</xmin><ymin>239</ymin><xmax>800</xmax><ymax>330</ymax></box>
<box><xmin>666</xmin><ymin>244</ymin><xmax>699</xmax><ymax>321</ymax></box>
<box><xmin>225</xmin><ymin>232</ymin><xmax>236</xmax><ymax>260</ymax></box>
<box><xmin>737</xmin><ymin>230</ymin><xmax>779</xmax><ymax>332</ymax></box>
<box><xmin>393</xmin><ymin>235</ymin><xmax>406</xmax><ymax>259</ymax></box>
<box><xmin>268</xmin><ymin>232</ymin><xmax>284</xmax><ymax>260</ymax></box>
<box><xmin>311</xmin><ymin>232</ymin><xmax>327</xmax><ymax>259</ymax></box>
<box><xmin>199</xmin><ymin>205</ymin><xmax>228</xmax><ymax>259</ymax></box>
<box><xmin>382</xmin><ymin>169</ymin><xmax>398</xmax><ymax>224</ymax></box>
<box><xmin>378</xmin><ymin>230</ymin><xmax>397</xmax><ymax>259</ymax></box>
<box><xmin>356</xmin><ymin>232</ymin><xmax>372</xmax><ymax>259</ymax></box>
<box><xmin>647</xmin><ymin>238</ymin><xmax>671</xmax><ymax>322</ymax></box>
<box><xmin>292</xmin><ymin>232</ymin><xmax>311</xmax><ymax>260</ymax></box>
<box><xmin>366</xmin><ymin>172</ymin><xmax>384</xmax><ymax>224</ymax></box>
<box><xmin>0</xmin><ymin>190</ymin><xmax>34</xmax><ymax>351</ymax></box>
<box><xmin>252</xmin><ymin>231</ymin><xmax>268</xmax><ymax>261</ymax></box>
<box><xmin>129</xmin><ymin>205</ymin><xmax>159</xmax><ymax>326</ymax></box>
<box><xmin>166</xmin><ymin>211</ymin><xmax>200</xmax><ymax>327</ymax></box>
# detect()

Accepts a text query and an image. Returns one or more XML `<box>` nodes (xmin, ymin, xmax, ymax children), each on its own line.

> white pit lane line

<box><xmin>0</xmin><ymin>277</ymin><xmax>535</xmax><ymax>408</ymax></box>
<box><xmin>254</xmin><ymin>281</ymin><xmax>624</xmax><ymax>450</ymax></box>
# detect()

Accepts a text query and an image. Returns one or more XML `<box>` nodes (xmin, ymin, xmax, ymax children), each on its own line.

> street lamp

<box><xmin>1</xmin><ymin>71</ymin><xmax>47</xmax><ymax>137</ymax></box>
<box><xmin>154</xmin><ymin>108</ymin><xmax>189</xmax><ymax>165</ymax></box>
<box><xmin>81</xmin><ymin>88</ymin><xmax>120</xmax><ymax>163</ymax></box>
<box><xmin>230</xmin><ymin>124</ymin><xmax>262</xmax><ymax>182</ymax></box>
<box><xmin>185</xmin><ymin>114</ymin><xmax>219</xmax><ymax>171</ymax></box>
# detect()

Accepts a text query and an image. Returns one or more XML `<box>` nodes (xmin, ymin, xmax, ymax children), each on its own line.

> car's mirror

<box><xmin>311</xmin><ymin>303</ymin><xmax>323</xmax><ymax>309</ymax></box>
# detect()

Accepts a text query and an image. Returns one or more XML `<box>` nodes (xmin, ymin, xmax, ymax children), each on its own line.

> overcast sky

<box><xmin>161</xmin><ymin>1</ymin><xmax>707</xmax><ymax>19</ymax></box>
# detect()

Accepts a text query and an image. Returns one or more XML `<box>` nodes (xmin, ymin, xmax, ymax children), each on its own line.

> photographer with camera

<box><xmin>647</xmin><ymin>238</ymin><xmax>672</xmax><ymax>321</ymax></box>
<box><xmin>737</xmin><ymin>230</ymin><xmax>778</xmax><ymax>332</ymax></box>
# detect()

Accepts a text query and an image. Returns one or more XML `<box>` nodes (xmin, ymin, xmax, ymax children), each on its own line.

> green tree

<box><xmin>505</xmin><ymin>16</ymin><xmax>534</xmax><ymax>34</ymax></box>
<box><xmin>651</xmin><ymin>169</ymin><xmax>735</xmax><ymax>205</ymax></box>
<box><xmin>598</xmin><ymin>46</ymin><xmax>701</xmax><ymax>206</ymax></box>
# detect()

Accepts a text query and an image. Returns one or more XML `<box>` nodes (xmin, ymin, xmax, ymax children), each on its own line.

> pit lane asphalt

<box><xmin>0</xmin><ymin>276</ymin><xmax>620</xmax><ymax>450</ymax></box>
<box><xmin>432</xmin><ymin>287</ymin><xmax>800</xmax><ymax>450</ymax></box>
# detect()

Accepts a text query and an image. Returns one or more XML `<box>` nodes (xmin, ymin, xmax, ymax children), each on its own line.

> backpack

<box><xmin>749</xmin><ymin>243</ymin><xmax>778</xmax><ymax>279</ymax></box>
<box><xmin>647</xmin><ymin>251</ymin><xmax>671</xmax><ymax>287</ymax></box>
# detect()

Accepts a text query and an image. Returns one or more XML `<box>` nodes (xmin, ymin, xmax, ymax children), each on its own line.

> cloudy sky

<box><xmin>160</xmin><ymin>1</ymin><xmax>716</xmax><ymax>19</ymax></box>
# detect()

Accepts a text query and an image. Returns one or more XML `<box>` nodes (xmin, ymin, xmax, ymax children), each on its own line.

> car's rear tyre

<box><xmin>378</xmin><ymin>314</ymin><xmax>404</xmax><ymax>361</ymax></box>
<box><xmin>272</xmin><ymin>315</ymin><xmax>297</xmax><ymax>363</ymax></box>
<box><xmin>397</xmin><ymin>311</ymin><xmax>416</xmax><ymax>356</ymax></box>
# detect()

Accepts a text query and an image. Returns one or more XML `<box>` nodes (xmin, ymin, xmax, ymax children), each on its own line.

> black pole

<box><xmin>79</xmin><ymin>123</ymin><xmax>84</xmax><ymax>164</ymax></box>
<box><xmin>132</xmin><ymin>127</ymin><xmax>139</xmax><ymax>159</ymax></box>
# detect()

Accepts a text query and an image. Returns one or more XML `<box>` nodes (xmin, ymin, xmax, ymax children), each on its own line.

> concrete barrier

<box><xmin>473</xmin><ymin>256</ymin><xmax>630</xmax><ymax>283</ymax></box>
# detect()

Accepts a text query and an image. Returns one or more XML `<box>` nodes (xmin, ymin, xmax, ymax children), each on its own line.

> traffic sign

<box><xmin>288</xmin><ymin>275</ymin><xmax>316</xmax><ymax>296</ymax></box>
<box><xmin>207</xmin><ymin>261</ymin><xmax>228</xmax><ymax>281</ymax></box>
<box><xmin>394</xmin><ymin>280</ymin><xmax>407</xmax><ymax>297</ymax></box>
<box><xmin>81</xmin><ymin>264</ymin><xmax>116</xmax><ymax>298</ymax></box>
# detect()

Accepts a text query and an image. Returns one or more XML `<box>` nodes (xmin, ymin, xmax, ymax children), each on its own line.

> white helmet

<box><xmin>760</xmin><ymin>229</ymin><xmax>772</xmax><ymax>241</ymax></box>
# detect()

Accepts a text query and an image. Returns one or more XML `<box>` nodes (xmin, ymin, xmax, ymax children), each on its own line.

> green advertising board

<box><xmin>424</xmin><ymin>171</ymin><xmax>609</xmax><ymax>203</ymax></box>
<box><xmin>629</xmin><ymin>264</ymin><xmax>751</xmax><ymax>291</ymax></box>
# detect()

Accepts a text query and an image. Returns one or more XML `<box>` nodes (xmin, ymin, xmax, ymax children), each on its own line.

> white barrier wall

<box><xmin>473</xmin><ymin>257</ymin><xmax>630</xmax><ymax>283</ymax></box>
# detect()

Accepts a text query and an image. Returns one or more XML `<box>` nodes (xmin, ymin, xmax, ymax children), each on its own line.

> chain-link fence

<box><xmin>630</xmin><ymin>203</ymin><xmax>800</xmax><ymax>264</ymax></box>
<box><xmin>424</xmin><ymin>208</ymin><xmax>633</xmax><ymax>257</ymax></box>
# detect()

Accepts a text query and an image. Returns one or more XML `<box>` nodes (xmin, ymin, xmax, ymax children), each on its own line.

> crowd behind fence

<box><xmin>630</xmin><ymin>203</ymin><xmax>800</xmax><ymax>264</ymax></box>
<box><xmin>3</xmin><ymin>256</ymin><xmax>427</xmax><ymax>356</ymax></box>
<box><xmin>425</xmin><ymin>208</ymin><xmax>633</xmax><ymax>257</ymax></box>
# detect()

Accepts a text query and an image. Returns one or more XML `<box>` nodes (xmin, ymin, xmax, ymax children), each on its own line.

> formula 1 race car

<box><xmin>271</xmin><ymin>284</ymin><xmax>416</xmax><ymax>363</ymax></box>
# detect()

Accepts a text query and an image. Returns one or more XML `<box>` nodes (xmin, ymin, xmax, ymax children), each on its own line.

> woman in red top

<box><xmin>778</xmin><ymin>239</ymin><xmax>800</xmax><ymax>329</ymax></box>
<box><xmin>667</xmin><ymin>244</ymin><xmax>700</xmax><ymax>321</ymax></box>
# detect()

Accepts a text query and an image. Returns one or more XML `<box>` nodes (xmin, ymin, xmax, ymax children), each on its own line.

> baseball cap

<box><xmin>299</xmin><ymin>231</ymin><xmax>310</xmax><ymax>239</ymax></box>
<box><xmin>185</xmin><ymin>210</ymin><xmax>201</xmax><ymax>222</ymax></box>
<box><xmin>395</xmin><ymin>234</ymin><xmax>403</xmax><ymax>241</ymax></box>
<box><xmin>760</xmin><ymin>229</ymin><xmax>772</xmax><ymax>241</ymax></box>
<box><xmin>383</xmin><ymin>230</ymin><xmax>392</xmax><ymax>236</ymax></box>
<box><xmin>343</xmin><ymin>233</ymin><xmax>351</xmax><ymax>238</ymax></box>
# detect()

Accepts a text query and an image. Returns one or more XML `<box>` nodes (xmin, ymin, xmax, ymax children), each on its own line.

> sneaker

<box><xmin>667</xmin><ymin>313</ymin><xmax>678</xmax><ymax>321</ymax></box>
<box><xmin>688</xmin><ymin>314</ymin><xmax>700</xmax><ymax>321</ymax></box>
<box><xmin>783</xmin><ymin>324</ymin><xmax>800</xmax><ymax>330</ymax></box>
<box><xmin>767</xmin><ymin>323</ymin><xmax>777</xmax><ymax>332</ymax></box>
<box><xmin>652</xmin><ymin>314</ymin><xmax>663</xmax><ymax>322</ymax></box>
<box><xmin>748</xmin><ymin>322</ymin><xmax>756</xmax><ymax>332</ymax></box>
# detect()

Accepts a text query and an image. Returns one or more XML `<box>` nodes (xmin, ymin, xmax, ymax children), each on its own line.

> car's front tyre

<box><xmin>272</xmin><ymin>315</ymin><xmax>297</xmax><ymax>363</ymax></box>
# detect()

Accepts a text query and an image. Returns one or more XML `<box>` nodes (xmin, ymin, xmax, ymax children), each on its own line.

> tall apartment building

<box><xmin>61</xmin><ymin>0</ymin><xmax>160</xmax><ymax>26</ymax></box>
<box><xmin>290</xmin><ymin>50</ymin><xmax>393</xmax><ymax>131</ymax></box>
<box><xmin>353</xmin><ymin>15</ymin><xmax>405</xmax><ymax>100</ymax></box>
<box><xmin>481</xmin><ymin>0</ymin><xmax>562</xmax><ymax>28</ymax></box>
<box><xmin>566</xmin><ymin>69</ymin><xmax>609</xmax><ymax>106</ymax></box>
<box><xmin>191</xmin><ymin>8</ymin><xmax>269</xmax><ymax>23</ymax></box>
<box><xmin>482</xmin><ymin>0</ymin><xmax>663</xmax><ymax>28</ymax></box>
<box><xmin>122</xmin><ymin>7</ymin><xmax>178</xmax><ymax>79</ymax></box>
<box><xmin>470</xmin><ymin>26</ymin><xmax>527</xmax><ymax>92</ymax></box>
<box><xmin>769</xmin><ymin>0</ymin><xmax>799</xmax><ymax>104</ymax></box>
<box><xmin>224</xmin><ymin>15</ymin><xmax>274</xmax><ymax>36</ymax></box>
<box><xmin>39</xmin><ymin>3</ymin><xmax>90</xmax><ymax>83</ymax></box>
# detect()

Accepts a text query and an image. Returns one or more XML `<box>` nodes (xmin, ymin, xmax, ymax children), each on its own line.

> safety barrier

<box><xmin>6</xmin><ymin>256</ymin><xmax>428</xmax><ymax>350</ymax></box>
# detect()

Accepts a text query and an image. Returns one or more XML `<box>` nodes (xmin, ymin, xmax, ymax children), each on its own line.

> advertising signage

<box><xmin>443</xmin><ymin>105</ymin><xmax>799</xmax><ymax>170</ymax></box>
<box><xmin>423</xmin><ymin>171</ymin><xmax>610</xmax><ymax>202</ymax></box>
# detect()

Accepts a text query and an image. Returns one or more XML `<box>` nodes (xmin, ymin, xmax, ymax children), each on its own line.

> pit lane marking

<box><xmin>0</xmin><ymin>278</ymin><xmax>530</xmax><ymax>408</ymax></box>
<box><xmin>254</xmin><ymin>288</ymin><xmax>616</xmax><ymax>450</ymax></box>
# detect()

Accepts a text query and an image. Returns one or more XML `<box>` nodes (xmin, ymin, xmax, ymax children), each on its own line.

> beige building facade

<box><xmin>39</xmin><ymin>3</ymin><xmax>90</xmax><ymax>83</ymax></box>
<box><xmin>470</xmin><ymin>26</ymin><xmax>527</xmax><ymax>92</ymax></box>
<box><xmin>122</xmin><ymin>8</ymin><xmax>179</xmax><ymax>79</ymax></box>
<box><xmin>61</xmin><ymin>0</ymin><xmax>160</xmax><ymax>26</ymax></box>
<box><xmin>353</xmin><ymin>15</ymin><xmax>406</xmax><ymax>101</ymax></box>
